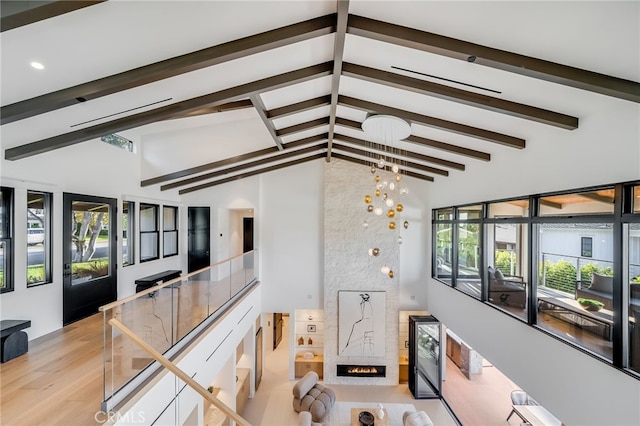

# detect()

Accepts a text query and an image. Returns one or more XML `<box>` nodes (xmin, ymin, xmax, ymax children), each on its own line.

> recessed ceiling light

<box><xmin>30</xmin><ymin>61</ymin><xmax>44</xmax><ymax>70</ymax></box>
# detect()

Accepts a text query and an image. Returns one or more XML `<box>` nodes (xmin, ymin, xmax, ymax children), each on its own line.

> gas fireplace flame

<box><xmin>347</xmin><ymin>366</ymin><xmax>378</xmax><ymax>374</ymax></box>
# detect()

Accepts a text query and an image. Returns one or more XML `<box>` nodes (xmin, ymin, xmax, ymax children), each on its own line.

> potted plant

<box><xmin>577</xmin><ymin>298</ymin><xmax>605</xmax><ymax>311</ymax></box>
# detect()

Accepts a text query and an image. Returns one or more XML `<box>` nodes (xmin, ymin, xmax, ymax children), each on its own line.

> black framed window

<box><xmin>27</xmin><ymin>190</ymin><xmax>52</xmax><ymax>287</ymax></box>
<box><xmin>433</xmin><ymin>181</ymin><xmax>640</xmax><ymax>378</ymax></box>
<box><xmin>581</xmin><ymin>236</ymin><xmax>593</xmax><ymax>258</ymax></box>
<box><xmin>139</xmin><ymin>203</ymin><xmax>159</xmax><ymax>262</ymax></box>
<box><xmin>162</xmin><ymin>206</ymin><xmax>178</xmax><ymax>257</ymax></box>
<box><xmin>625</xmin><ymin>184</ymin><xmax>640</xmax><ymax>374</ymax></box>
<box><xmin>123</xmin><ymin>201</ymin><xmax>135</xmax><ymax>266</ymax></box>
<box><xmin>434</xmin><ymin>208</ymin><xmax>453</xmax><ymax>284</ymax></box>
<box><xmin>0</xmin><ymin>187</ymin><xmax>14</xmax><ymax>293</ymax></box>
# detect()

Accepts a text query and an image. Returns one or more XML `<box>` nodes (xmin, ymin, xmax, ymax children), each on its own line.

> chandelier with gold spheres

<box><xmin>361</xmin><ymin>114</ymin><xmax>411</xmax><ymax>279</ymax></box>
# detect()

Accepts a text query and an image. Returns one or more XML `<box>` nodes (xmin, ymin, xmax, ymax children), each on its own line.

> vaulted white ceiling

<box><xmin>1</xmin><ymin>1</ymin><xmax>638</xmax><ymax>194</ymax></box>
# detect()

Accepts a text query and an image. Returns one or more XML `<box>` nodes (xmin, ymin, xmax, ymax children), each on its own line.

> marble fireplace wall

<box><xmin>323</xmin><ymin>159</ymin><xmax>399</xmax><ymax>385</ymax></box>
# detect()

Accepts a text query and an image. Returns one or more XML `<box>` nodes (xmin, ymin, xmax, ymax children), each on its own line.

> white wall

<box><xmin>426</xmin><ymin>96</ymin><xmax>640</xmax><ymax>425</ymax></box>
<box><xmin>0</xmin><ymin>139</ymin><xmax>181</xmax><ymax>339</ymax></box>
<box><xmin>259</xmin><ymin>160</ymin><xmax>325</xmax><ymax>312</ymax></box>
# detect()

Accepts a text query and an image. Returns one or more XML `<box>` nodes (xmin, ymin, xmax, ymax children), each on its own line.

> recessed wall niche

<box><xmin>294</xmin><ymin>309</ymin><xmax>324</xmax><ymax>378</ymax></box>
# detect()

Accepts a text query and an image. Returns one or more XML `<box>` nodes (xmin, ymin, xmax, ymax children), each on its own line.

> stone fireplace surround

<box><xmin>323</xmin><ymin>160</ymin><xmax>400</xmax><ymax>385</ymax></box>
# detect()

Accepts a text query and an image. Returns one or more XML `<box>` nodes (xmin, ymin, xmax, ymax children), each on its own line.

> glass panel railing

<box><xmin>107</xmin><ymin>318</ymin><xmax>251</xmax><ymax>425</ymax></box>
<box><xmin>100</xmin><ymin>250</ymin><xmax>258</xmax><ymax>409</ymax></box>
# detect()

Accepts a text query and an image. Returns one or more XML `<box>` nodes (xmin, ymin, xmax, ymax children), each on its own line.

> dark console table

<box><xmin>135</xmin><ymin>270</ymin><xmax>182</xmax><ymax>293</ymax></box>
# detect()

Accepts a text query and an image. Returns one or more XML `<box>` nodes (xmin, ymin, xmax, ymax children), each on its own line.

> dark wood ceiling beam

<box><xmin>179</xmin><ymin>153</ymin><xmax>326</xmax><ymax>194</ymax></box>
<box><xmin>251</xmin><ymin>95</ymin><xmax>283</xmax><ymax>150</ymax></box>
<box><xmin>401</xmin><ymin>134</ymin><xmax>489</xmax><ymax>161</ymax></box>
<box><xmin>335</xmin><ymin>131</ymin><xmax>465</xmax><ymax>170</ymax></box>
<box><xmin>580</xmin><ymin>193</ymin><xmax>615</xmax><ymax>204</ymax></box>
<box><xmin>1</xmin><ymin>14</ymin><xmax>337</xmax><ymax>124</ymax></box>
<box><xmin>540</xmin><ymin>199</ymin><xmax>563</xmax><ymax>209</ymax></box>
<box><xmin>341</xmin><ymin>62</ymin><xmax>579</xmax><ymax>130</ymax></box>
<box><xmin>347</xmin><ymin>14</ymin><xmax>640</xmax><ymax>103</ymax></box>
<box><xmin>162</xmin><ymin>143</ymin><xmax>327</xmax><ymax>190</ymax></box>
<box><xmin>275</xmin><ymin>117</ymin><xmax>330</xmax><ymax>137</ymax></box>
<box><xmin>332</xmin><ymin>153</ymin><xmax>434</xmax><ymax>182</ymax></box>
<box><xmin>141</xmin><ymin>134</ymin><xmax>327</xmax><ymax>187</ymax></box>
<box><xmin>267</xmin><ymin>96</ymin><xmax>331</xmax><ymax>120</ymax></box>
<box><xmin>326</xmin><ymin>0</ymin><xmax>350</xmax><ymax>162</ymax></box>
<box><xmin>5</xmin><ymin>62</ymin><xmax>333</xmax><ymax>161</ymax></box>
<box><xmin>164</xmin><ymin>99</ymin><xmax>254</xmax><ymax>120</ymax></box>
<box><xmin>1</xmin><ymin>1</ymin><xmax>106</xmax><ymax>32</ymax></box>
<box><xmin>339</xmin><ymin>95</ymin><xmax>514</xmax><ymax>152</ymax></box>
<box><xmin>332</xmin><ymin>142</ymin><xmax>448</xmax><ymax>176</ymax></box>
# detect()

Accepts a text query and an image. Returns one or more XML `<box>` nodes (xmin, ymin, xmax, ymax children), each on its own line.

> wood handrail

<box><xmin>99</xmin><ymin>250</ymin><xmax>257</xmax><ymax>311</ymax></box>
<box><xmin>108</xmin><ymin>318</ymin><xmax>251</xmax><ymax>426</ymax></box>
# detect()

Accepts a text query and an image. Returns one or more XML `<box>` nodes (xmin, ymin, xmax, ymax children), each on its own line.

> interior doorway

<box><xmin>188</xmin><ymin>207</ymin><xmax>210</xmax><ymax>273</ymax></box>
<box><xmin>243</xmin><ymin>217</ymin><xmax>253</xmax><ymax>252</ymax></box>
<box><xmin>273</xmin><ymin>313</ymin><xmax>283</xmax><ymax>350</ymax></box>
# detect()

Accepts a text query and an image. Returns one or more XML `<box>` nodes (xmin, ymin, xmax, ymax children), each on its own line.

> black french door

<box><xmin>188</xmin><ymin>207</ymin><xmax>210</xmax><ymax>273</ymax></box>
<box><xmin>62</xmin><ymin>193</ymin><xmax>117</xmax><ymax>325</ymax></box>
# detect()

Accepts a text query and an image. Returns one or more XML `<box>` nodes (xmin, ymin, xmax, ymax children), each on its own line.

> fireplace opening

<box><xmin>336</xmin><ymin>364</ymin><xmax>386</xmax><ymax>378</ymax></box>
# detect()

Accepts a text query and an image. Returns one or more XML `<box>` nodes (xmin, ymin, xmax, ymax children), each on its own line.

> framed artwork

<box><xmin>307</xmin><ymin>324</ymin><xmax>316</xmax><ymax>332</ymax></box>
<box><xmin>338</xmin><ymin>290</ymin><xmax>386</xmax><ymax>357</ymax></box>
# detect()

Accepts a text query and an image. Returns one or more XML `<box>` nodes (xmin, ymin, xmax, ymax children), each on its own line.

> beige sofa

<box><xmin>292</xmin><ymin>371</ymin><xmax>335</xmax><ymax>423</ymax></box>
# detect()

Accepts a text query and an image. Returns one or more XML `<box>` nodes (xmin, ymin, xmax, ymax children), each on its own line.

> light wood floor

<box><xmin>0</xmin><ymin>313</ymin><xmax>105</xmax><ymax>426</ymax></box>
<box><xmin>1</xmin><ymin>312</ymin><xmax>526</xmax><ymax>426</ymax></box>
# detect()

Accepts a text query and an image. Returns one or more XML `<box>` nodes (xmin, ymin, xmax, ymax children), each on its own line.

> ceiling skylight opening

<box><xmin>30</xmin><ymin>61</ymin><xmax>44</xmax><ymax>70</ymax></box>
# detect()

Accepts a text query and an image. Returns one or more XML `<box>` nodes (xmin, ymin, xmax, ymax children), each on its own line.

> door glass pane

<box><xmin>416</xmin><ymin>323</ymin><xmax>440</xmax><ymax>398</ymax></box>
<box><xmin>71</xmin><ymin>201</ymin><xmax>110</xmax><ymax>285</ymax></box>
<box><xmin>629</xmin><ymin>223</ymin><xmax>640</xmax><ymax>373</ymax></box>
<box><xmin>0</xmin><ymin>240</ymin><xmax>5</xmax><ymax>289</ymax></box>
